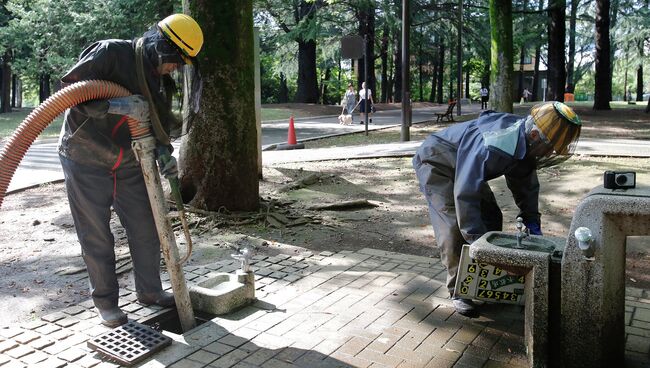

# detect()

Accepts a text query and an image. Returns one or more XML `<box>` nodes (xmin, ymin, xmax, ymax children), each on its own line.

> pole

<box><xmin>400</xmin><ymin>0</ymin><xmax>411</xmax><ymax>142</ymax></box>
<box><xmin>364</xmin><ymin>34</ymin><xmax>369</xmax><ymax>136</ymax></box>
<box><xmin>132</xmin><ymin>136</ymin><xmax>196</xmax><ymax>332</ymax></box>
<box><xmin>456</xmin><ymin>0</ymin><xmax>462</xmax><ymax>116</ymax></box>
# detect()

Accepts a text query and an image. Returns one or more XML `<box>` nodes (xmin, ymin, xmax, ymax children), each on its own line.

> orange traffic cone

<box><xmin>276</xmin><ymin>115</ymin><xmax>305</xmax><ymax>150</ymax></box>
<box><xmin>287</xmin><ymin>115</ymin><xmax>297</xmax><ymax>145</ymax></box>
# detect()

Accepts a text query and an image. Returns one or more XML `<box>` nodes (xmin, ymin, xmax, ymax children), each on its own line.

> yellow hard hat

<box><xmin>158</xmin><ymin>14</ymin><xmax>204</xmax><ymax>64</ymax></box>
<box><xmin>530</xmin><ymin>102</ymin><xmax>581</xmax><ymax>155</ymax></box>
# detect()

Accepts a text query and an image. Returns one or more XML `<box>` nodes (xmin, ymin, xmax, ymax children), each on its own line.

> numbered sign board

<box><xmin>453</xmin><ymin>244</ymin><xmax>526</xmax><ymax>305</ymax></box>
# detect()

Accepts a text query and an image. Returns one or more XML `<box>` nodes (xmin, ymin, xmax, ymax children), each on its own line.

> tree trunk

<box><xmin>429</xmin><ymin>62</ymin><xmax>437</xmax><ymax>102</ymax></box>
<box><xmin>547</xmin><ymin>0</ymin><xmax>566</xmax><ymax>102</ymax></box>
<box><xmin>11</xmin><ymin>74</ymin><xmax>16</xmax><ymax>107</ymax></box>
<box><xmin>489</xmin><ymin>0</ymin><xmax>514</xmax><ymax>112</ymax></box>
<box><xmin>637</xmin><ymin>40</ymin><xmax>644</xmax><ymax>101</ymax></box>
<box><xmin>279</xmin><ymin>72</ymin><xmax>288</xmax><ymax>103</ymax></box>
<box><xmin>181</xmin><ymin>0</ymin><xmax>258</xmax><ymax>211</ymax></box>
<box><xmin>608</xmin><ymin>0</ymin><xmax>620</xmax><ymax>102</ymax></box>
<box><xmin>39</xmin><ymin>74</ymin><xmax>50</xmax><ymax>103</ymax></box>
<box><xmin>295</xmin><ymin>39</ymin><xmax>319</xmax><ymax>103</ymax></box>
<box><xmin>448</xmin><ymin>38</ymin><xmax>454</xmax><ymax>101</ymax></box>
<box><xmin>566</xmin><ymin>0</ymin><xmax>579</xmax><ymax>93</ymax></box>
<box><xmin>418</xmin><ymin>32</ymin><xmax>423</xmax><ymax>102</ymax></box>
<box><xmin>531</xmin><ymin>0</ymin><xmax>544</xmax><ymax>102</ymax></box>
<box><xmin>356</xmin><ymin>4</ymin><xmax>376</xmax><ymax>98</ymax></box>
<box><xmin>393</xmin><ymin>28</ymin><xmax>402</xmax><ymax>103</ymax></box>
<box><xmin>465</xmin><ymin>67</ymin><xmax>470</xmax><ymax>98</ymax></box>
<box><xmin>13</xmin><ymin>76</ymin><xmax>21</xmax><ymax>108</ymax></box>
<box><xmin>594</xmin><ymin>0</ymin><xmax>611</xmax><ymax>110</ymax></box>
<box><xmin>320</xmin><ymin>67</ymin><xmax>330</xmax><ymax>105</ymax></box>
<box><xmin>517</xmin><ymin>0</ymin><xmax>528</xmax><ymax>99</ymax></box>
<box><xmin>436</xmin><ymin>41</ymin><xmax>445</xmax><ymax>104</ymax></box>
<box><xmin>1</xmin><ymin>51</ymin><xmax>11</xmax><ymax>113</ymax></box>
<box><xmin>380</xmin><ymin>25</ymin><xmax>389</xmax><ymax>103</ymax></box>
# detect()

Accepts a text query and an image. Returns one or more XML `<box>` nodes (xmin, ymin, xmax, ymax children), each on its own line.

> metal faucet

<box><xmin>515</xmin><ymin>217</ymin><xmax>529</xmax><ymax>249</ymax></box>
<box><xmin>232</xmin><ymin>248</ymin><xmax>253</xmax><ymax>272</ymax></box>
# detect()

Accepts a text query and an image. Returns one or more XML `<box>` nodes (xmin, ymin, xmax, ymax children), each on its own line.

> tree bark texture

<box><xmin>182</xmin><ymin>0</ymin><xmax>259</xmax><ymax>211</ymax></box>
<box><xmin>356</xmin><ymin>4</ymin><xmax>376</xmax><ymax>96</ymax></box>
<box><xmin>637</xmin><ymin>40</ymin><xmax>644</xmax><ymax>101</ymax></box>
<box><xmin>436</xmin><ymin>41</ymin><xmax>444</xmax><ymax>104</ymax></box>
<box><xmin>547</xmin><ymin>0</ymin><xmax>566</xmax><ymax>102</ymax></box>
<box><xmin>567</xmin><ymin>0</ymin><xmax>580</xmax><ymax>93</ymax></box>
<box><xmin>38</xmin><ymin>74</ymin><xmax>50</xmax><ymax>103</ymax></box>
<box><xmin>380</xmin><ymin>25</ymin><xmax>389</xmax><ymax>102</ymax></box>
<box><xmin>279</xmin><ymin>72</ymin><xmax>288</xmax><ymax>103</ymax></box>
<box><xmin>1</xmin><ymin>51</ymin><xmax>10</xmax><ymax>113</ymax></box>
<box><xmin>393</xmin><ymin>0</ymin><xmax>402</xmax><ymax>103</ymax></box>
<box><xmin>295</xmin><ymin>39</ymin><xmax>319</xmax><ymax>102</ymax></box>
<box><xmin>489</xmin><ymin>0</ymin><xmax>514</xmax><ymax>113</ymax></box>
<box><xmin>594</xmin><ymin>0</ymin><xmax>611</xmax><ymax>110</ymax></box>
<box><xmin>294</xmin><ymin>1</ymin><xmax>320</xmax><ymax>103</ymax></box>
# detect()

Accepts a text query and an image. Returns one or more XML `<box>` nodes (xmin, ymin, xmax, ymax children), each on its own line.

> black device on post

<box><xmin>603</xmin><ymin>171</ymin><xmax>636</xmax><ymax>189</ymax></box>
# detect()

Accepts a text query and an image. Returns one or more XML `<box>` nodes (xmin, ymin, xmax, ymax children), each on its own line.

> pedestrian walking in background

<box><xmin>359</xmin><ymin>81</ymin><xmax>374</xmax><ymax>124</ymax></box>
<box><xmin>523</xmin><ymin>88</ymin><xmax>532</xmax><ymax>103</ymax></box>
<box><xmin>480</xmin><ymin>86</ymin><xmax>489</xmax><ymax>109</ymax></box>
<box><xmin>343</xmin><ymin>83</ymin><xmax>356</xmax><ymax>121</ymax></box>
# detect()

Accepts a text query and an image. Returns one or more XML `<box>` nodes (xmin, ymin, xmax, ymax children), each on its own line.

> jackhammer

<box><xmin>0</xmin><ymin>80</ymin><xmax>196</xmax><ymax>331</ymax></box>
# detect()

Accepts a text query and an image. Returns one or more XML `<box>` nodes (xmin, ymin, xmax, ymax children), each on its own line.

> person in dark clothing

<box><xmin>58</xmin><ymin>14</ymin><xmax>203</xmax><ymax>327</ymax></box>
<box><xmin>413</xmin><ymin>102</ymin><xmax>581</xmax><ymax>316</ymax></box>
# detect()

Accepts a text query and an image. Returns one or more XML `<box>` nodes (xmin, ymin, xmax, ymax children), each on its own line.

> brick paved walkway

<box><xmin>0</xmin><ymin>248</ymin><xmax>648</xmax><ymax>367</ymax></box>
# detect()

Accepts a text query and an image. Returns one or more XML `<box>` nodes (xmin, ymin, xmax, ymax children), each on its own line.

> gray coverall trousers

<box><xmin>60</xmin><ymin>155</ymin><xmax>163</xmax><ymax>310</ymax></box>
<box><xmin>415</xmin><ymin>161</ymin><xmax>503</xmax><ymax>296</ymax></box>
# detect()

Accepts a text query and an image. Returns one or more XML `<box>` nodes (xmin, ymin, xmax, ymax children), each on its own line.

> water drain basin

<box><xmin>87</xmin><ymin>320</ymin><xmax>171</xmax><ymax>366</ymax></box>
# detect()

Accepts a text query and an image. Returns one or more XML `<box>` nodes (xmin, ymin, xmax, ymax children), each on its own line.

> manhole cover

<box><xmin>87</xmin><ymin>320</ymin><xmax>172</xmax><ymax>366</ymax></box>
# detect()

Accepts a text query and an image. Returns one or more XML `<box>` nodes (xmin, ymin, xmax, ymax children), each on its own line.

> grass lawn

<box><xmin>1</xmin><ymin>107</ymin><xmax>315</xmax><ymax>140</ymax></box>
<box><xmin>0</xmin><ymin>108</ymin><xmax>64</xmax><ymax>139</ymax></box>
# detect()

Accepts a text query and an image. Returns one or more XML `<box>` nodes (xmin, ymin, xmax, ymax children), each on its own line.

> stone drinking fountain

<box><xmin>467</xmin><ymin>185</ymin><xmax>650</xmax><ymax>368</ymax></box>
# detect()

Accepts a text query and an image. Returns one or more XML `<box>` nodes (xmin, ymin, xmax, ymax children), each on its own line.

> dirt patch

<box><xmin>2</xmin><ymin>154</ymin><xmax>650</xmax><ymax>326</ymax></box>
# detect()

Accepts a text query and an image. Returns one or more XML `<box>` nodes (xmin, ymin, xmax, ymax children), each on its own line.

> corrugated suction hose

<box><xmin>0</xmin><ymin>80</ymin><xmax>150</xmax><ymax>208</ymax></box>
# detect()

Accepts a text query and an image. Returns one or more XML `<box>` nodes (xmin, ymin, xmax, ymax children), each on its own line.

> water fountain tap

<box><xmin>232</xmin><ymin>248</ymin><xmax>252</xmax><ymax>272</ymax></box>
<box><xmin>515</xmin><ymin>217</ymin><xmax>529</xmax><ymax>249</ymax></box>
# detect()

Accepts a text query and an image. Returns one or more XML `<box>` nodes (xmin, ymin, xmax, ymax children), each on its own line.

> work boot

<box><xmin>96</xmin><ymin>307</ymin><xmax>128</xmax><ymax>328</ymax></box>
<box><xmin>137</xmin><ymin>291</ymin><xmax>175</xmax><ymax>307</ymax></box>
<box><xmin>451</xmin><ymin>297</ymin><xmax>478</xmax><ymax>317</ymax></box>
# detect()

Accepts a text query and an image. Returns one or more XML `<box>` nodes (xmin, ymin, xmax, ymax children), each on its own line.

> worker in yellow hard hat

<box><xmin>413</xmin><ymin>102</ymin><xmax>581</xmax><ymax>316</ymax></box>
<box><xmin>58</xmin><ymin>14</ymin><xmax>203</xmax><ymax>328</ymax></box>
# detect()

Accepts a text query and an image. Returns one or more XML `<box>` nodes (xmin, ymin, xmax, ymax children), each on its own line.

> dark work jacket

<box><xmin>58</xmin><ymin>39</ymin><xmax>174</xmax><ymax>171</ymax></box>
<box><xmin>413</xmin><ymin>111</ymin><xmax>540</xmax><ymax>243</ymax></box>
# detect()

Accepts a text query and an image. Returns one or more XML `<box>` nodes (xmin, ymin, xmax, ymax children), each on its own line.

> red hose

<box><xmin>0</xmin><ymin>80</ymin><xmax>150</xmax><ymax>208</ymax></box>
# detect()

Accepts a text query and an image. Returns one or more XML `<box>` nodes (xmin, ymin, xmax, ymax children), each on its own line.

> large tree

<box><xmin>594</xmin><ymin>0</ymin><xmax>612</xmax><ymax>110</ymax></box>
<box><xmin>181</xmin><ymin>0</ymin><xmax>259</xmax><ymax>211</ymax></box>
<box><xmin>547</xmin><ymin>0</ymin><xmax>566</xmax><ymax>101</ymax></box>
<box><xmin>489</xmin><ymin>0</ymin><xmax>513</xmax><ymax>112</ymax></box>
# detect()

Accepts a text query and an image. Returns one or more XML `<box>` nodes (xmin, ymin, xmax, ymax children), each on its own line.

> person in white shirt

<box><xmin>358</xmin><ymin>82</ymin><xmax>374</xmax><ymax>124</ymax></box>
<box><xmin>480</xmin><ymin>86</ymin><xmax>489</xmax><ymax>109</ymax></box>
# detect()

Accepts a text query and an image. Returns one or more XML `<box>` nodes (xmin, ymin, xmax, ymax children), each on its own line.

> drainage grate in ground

<box><xmin>87</xmin><ymin>320</ymin><xmax>172</xmax><ymax>366</ymax></box>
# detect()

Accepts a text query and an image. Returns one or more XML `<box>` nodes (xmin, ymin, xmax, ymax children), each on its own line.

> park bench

<box><xmin>435</xmin><ymin>101</ymin><xmax>456</xmax><ymax>122</ymax></box>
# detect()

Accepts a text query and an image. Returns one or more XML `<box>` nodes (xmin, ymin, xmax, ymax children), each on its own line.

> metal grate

<box><xmin>87</xmin><ymin>320</ymin><xmax>172</xmax><ymax>366</ymax></box>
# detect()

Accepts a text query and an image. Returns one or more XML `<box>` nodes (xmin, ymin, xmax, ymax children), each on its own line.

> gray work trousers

<box><xmin>415</xmin><ymin>162</ymin><xmax>502</xmax><ymax>296</ymax></box>
<box><xmin>60</xmin><ymin>155</ymin><xmax>163</xmax><ymax>310</ymax></box>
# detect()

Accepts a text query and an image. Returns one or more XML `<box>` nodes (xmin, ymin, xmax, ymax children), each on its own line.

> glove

<box><xmin>159</xmin><ymin>156</ymin><xmax>178</xmax><ymax>179</ymax></box>
<box><xmin>524</xmin><ymin>221</ymin><xmax>543</xmax><ymax>235</ymax></box>
<box><xmin>107</xmin><ymin>95</ymin><xmax>150</xmax><ymax>122</ymax></box>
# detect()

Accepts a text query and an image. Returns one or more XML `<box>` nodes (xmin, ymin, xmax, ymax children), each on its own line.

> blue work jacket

<box><xmin>413</xmin><ymin>111</ymin><xmax>540</xmax><ymax>243</ymax></box>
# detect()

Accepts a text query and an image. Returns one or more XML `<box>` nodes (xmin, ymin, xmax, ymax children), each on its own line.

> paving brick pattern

<box><xmin>0</xmin><ymin>248</ymin><xmax>648</xmax><ymax>367</ymax></box>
